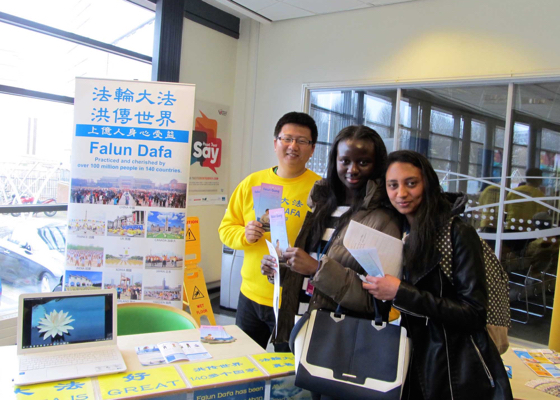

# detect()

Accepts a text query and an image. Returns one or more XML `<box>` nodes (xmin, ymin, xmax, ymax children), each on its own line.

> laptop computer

<box><xmin>15</xmin><ymin>289</ymin><xmax>127</xmax><ymax>385</ymax></box>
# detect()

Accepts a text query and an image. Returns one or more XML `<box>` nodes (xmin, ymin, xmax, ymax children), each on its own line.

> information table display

<box><xmin>3</xmin><ymin>329</ymin><xmax>555</xmax><ymax>399</ymax></box>
<box><xmin>2</xmin><ymin>326</ymin><xmax>311</xmax><ymax>400</ymax></box>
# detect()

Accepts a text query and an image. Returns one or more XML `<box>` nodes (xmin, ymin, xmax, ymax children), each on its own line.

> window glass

<box><xmin>469</xmin><ymin>142</ymin><xmax>483</xmax><ymax>165</ymax></box>
<box><xmin>471</xmin><ymin>120</ymin><xmax>486</xmax><ymax>143</ymax></box>
<box><xmin>0</xmin><ymin>23</ymin><xmax>151</xmax><ymax>98</ymax></box>
<box><xmin>501</xmin><ymin>83</ymin><xmax>560</xmax><ymax>342</ymax></box>
<box><xmin>0</xmin><ymin>94</ymin><xmax>74</xmax><ymax>163</ymax></box>
<box><xmin>0</xmin><ymin>1</ymin><xmax>153</xmax><ymax>319</ymax></box>
<box><xmin>513</xmin><ymin>123</ymin><xmax>529</xmax><ymax>145</ymax></box>
<box><xmin>400</xmin><ymin>85</ymin><xmax>508</xmax><ymax>212</ymax></box>
<box><xmin>429</xmin><ymin>135</ymin><xmax>452</xmax><ymax>160</ymax></box>
<box><xmin>1</xmin><ymin>0</ymin><xmax>154</xmax><ymax>56</ymax></box>
<box><xmin>511</xmin><ymin>144</ymin><xmax>528</xmax><ymax>171</ymax></box>
<box><xmin>308</xmin><ymin>89</ymin><xmax>397</xmax><ymax>176</ymax></box>
<box><xmin>542</xmin><ymin>128</ymin><xmax>560</xmax><ymax>150</ymax></box>
<box><xmin>431</xmin><ymin>109</ymin><xmax>454</xmax><ymax>136</ymax></box>
<box><xmin>308</xmin><ymin>82</ymin><xmax>560</xmax><ymax>345</ymax></box>
<box><xmin>495</xmin><ymin>127</ymin><xmax>505</xmax><ymax>148</ymax></box>
<box><xmin>364</xmin><ymin>92</ymin><xmax>394</xmax><ymax>139</ymax></box>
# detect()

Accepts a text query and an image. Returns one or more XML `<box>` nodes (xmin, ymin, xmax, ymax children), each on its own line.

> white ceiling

<box><xmin>205</xmin><ymin>0</ymin><xmax>418</xmax><ymax>22</ymax></box>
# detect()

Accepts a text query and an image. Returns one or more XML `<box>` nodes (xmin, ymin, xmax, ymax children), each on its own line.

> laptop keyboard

<box><xmin>20</xmin><ymin>349</ymin><xmax>120</xmax><ymax>371</ymax></box>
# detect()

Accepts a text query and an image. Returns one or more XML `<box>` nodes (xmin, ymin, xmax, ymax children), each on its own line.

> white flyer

<box><xmin>343</xmin><ymin>220</ymin><xmax>403</xmax><ymax>278</ymax></box>
<box><xmin>266</xmin><ymin>239</ymin><xmax>281</xmax><ymax>337</ymax></box>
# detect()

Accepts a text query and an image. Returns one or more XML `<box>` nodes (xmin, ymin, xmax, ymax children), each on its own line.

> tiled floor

<box><xmin>209</xmin><ymin>290</ymin><xmax>236</xmax><ymax>326</ymax></box>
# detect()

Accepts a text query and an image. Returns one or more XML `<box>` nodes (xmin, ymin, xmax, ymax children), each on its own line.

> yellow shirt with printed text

<box><xmin>219</xmin><ymin>167</ymin><xmax>321</xmax><ymax>307</ymax></box>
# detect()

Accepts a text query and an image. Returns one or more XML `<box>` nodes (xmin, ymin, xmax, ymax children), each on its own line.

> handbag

<box><xmin>289</xmin><ymin>302</ymin><xmax>410</xmax><ymax>399</ymax></box>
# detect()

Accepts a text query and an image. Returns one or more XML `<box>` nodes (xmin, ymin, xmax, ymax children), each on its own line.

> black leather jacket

<box><xmin>393</xmin><ymin>196</ymin><xmax>512</xmax><ymax>400</ymax></box>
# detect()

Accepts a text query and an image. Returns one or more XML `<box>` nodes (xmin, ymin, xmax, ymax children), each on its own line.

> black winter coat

<box><xmin>393</xmin><ymin>216</ymin><xmax>513</xmax><ymax>400</ymax></box>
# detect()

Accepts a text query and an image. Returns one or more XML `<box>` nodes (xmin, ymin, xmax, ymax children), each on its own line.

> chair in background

<box><xmin>117</xmin><ymin>302</ymin><xmax>199</xmax><ymax>336</ymax></box>
<box><xmin>507</xmin><ymin>241</ymin><xmax>557</xmax><ymax>324</ymax></box>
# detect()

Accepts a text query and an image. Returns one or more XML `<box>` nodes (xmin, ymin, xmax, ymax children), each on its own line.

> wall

<box><xmin>240</xmin><ymin>0</ymin><xmax>560</xmax><ymax>173</ymax></box>
<box><xmin>193</xmin><ymin>0</ymin><xmax>560</xmax><ymax>284</ymax></box>
<box><xmin>179</xmin><ymin>18</ymin><xmax>239</xmax><ymax>284</ymax></box>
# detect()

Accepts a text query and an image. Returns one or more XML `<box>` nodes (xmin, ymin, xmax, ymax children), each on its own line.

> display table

<box><xmin>2</xmin><ymin>328</ymin><xmax>556</xmax><ymax>400</ymax></box>
<box><xmin>502</xmin><ymin>347</ymin><xmax>559</xmax><ymax>399</ymax></box>
<box><xmin>0</xmin><ymin>325</ymin><xmax>302</xmax><ymax>400</ymax></box>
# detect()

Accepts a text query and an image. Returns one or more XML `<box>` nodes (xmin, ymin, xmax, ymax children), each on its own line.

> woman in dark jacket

<box><xmin>363</xmin><ymin>150</ymin><xmax>512</xmax><ymax>400</ymax></box>
<box><xmin>261</xmin><ymin>126</ymin><xmax>401</xmax><ymax>399</ymax></box>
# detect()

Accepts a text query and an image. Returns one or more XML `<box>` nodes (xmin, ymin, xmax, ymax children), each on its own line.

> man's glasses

<box><xmin>276</xmin><ymin>136</ymin><xmax>313</xmax><ymax>146</ymax></box>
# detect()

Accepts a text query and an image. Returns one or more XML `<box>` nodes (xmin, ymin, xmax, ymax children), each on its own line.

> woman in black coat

<box><xmin>363</xmin><ymin>150</ymin><xmax>512</xmax><ymax>400</ymax></box>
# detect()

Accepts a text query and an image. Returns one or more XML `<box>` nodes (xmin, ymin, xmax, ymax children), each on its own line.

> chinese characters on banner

<box><xmin>188</xmin><ymin>100</ymin><xmax>229</xmax><ymax>206</ymax></box>
<box><xmin>65</xmin><ymin>78</ymin><xmax>195</xmax><ymax>308</ymax></box>
<box><xmin>14</xmin><ymin>378</ymin><xmax>95</xmax><ymax>400</ymax></box>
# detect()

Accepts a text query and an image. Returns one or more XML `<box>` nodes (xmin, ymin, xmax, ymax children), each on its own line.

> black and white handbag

<box><xmin>289</xmin><ymin>303</ymin><xmax>410</xmax><ymax>400</ymax></box>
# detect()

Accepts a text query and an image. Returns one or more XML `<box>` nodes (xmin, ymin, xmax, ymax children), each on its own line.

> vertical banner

<box><xmin>66</xmin><ymin>78</ymin><xmax>195</xmax><ymax>309</ymax></box>
<box><xmin>188</xmin><ymin>100</ymin><xmax>229</xmax><ymax>205</ymax></box>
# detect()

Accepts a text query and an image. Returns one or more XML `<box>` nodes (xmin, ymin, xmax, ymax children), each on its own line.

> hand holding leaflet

<box><xmin>343</xmin><ymin>220</ymin><xmax>403</xmax><ymax>278</ymax></box>
<box><xmin>265</xmin><ymin>239</ymin><xmax>281</xmax><ymax>338</ymax></box>
<box><xmin>269</xmin><ymin>207</ymin><xmax>290</xmax><ymax>260</ymax></box>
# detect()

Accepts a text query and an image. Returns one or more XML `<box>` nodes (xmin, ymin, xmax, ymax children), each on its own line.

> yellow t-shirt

<box><xmin>505</xmin><ymin>185</ymin><xmax>546</xmax><ymax>231</ymax></box>
<box><xmin>218</xmin><ymin>168</ymin><xmax>321</xmax><ymax>307</ymax></box>
<box><xmin>479</xmin><ymin>185</ymin><xmax>500</xmax><ymax>229</ymax></box>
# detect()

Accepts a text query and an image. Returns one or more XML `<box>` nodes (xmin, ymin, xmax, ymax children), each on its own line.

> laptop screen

<box><xmin>20</xmin><ymin>293</ymin><xmax>114</xmax><ymax>350</ymax></box>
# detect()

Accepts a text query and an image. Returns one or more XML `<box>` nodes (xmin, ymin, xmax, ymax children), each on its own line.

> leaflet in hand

<box><xmin>135</xmin><ymin>341</ymin><xmax>211</xmax><ymax>365</ymax></box>
<box><xmin>200</xmin><ymin>325</ymin><xmax>237</xmax><ymax>343</ymax></box>
<box><xmin>269</xmin><ymin>207</ymin><xmax>289</xmax><ymax>260</ymax></box>
<box><xmin>253</xmin><ymin>183</ymin><xmax>283</xmax><ymax>232</ymax></box>
<box><xmin>343</xmin><ymin>220</ymin><xmax>403</xmax><ymax>278</ymax></box>
<box><xmin>265</xmin><ymin>239</ymin><xmax>281</xmax><ymax>339</ymax></box>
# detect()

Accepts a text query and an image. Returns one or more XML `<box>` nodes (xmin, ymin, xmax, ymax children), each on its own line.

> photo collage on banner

<box><xmin>65</xmin><ymin>78</ymin><xmax>195</xmax><ymax>308</ymax></box>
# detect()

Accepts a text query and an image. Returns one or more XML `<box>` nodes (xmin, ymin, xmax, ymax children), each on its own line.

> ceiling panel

<box><xmin>234</xmin><ymin>0</ymin><xmax>277</xmax><ymax>12</ymax></box>
<box><xmin>362</xmin><ymin>0</ymin><xmax>415</xmax><ymax>5</ymax></box>
<box><xmin>282</xmin><ymin>0</ymin><xmax>369</xmax><ymax>14</ymax></box>
<box><xmin>207</xmin><ymin>0</ymin><xmax>419</xmax><ymax>22</ymax></box>
<box><xmin>258</xmin><ymin>3</ymin><xmax>314</xmax><ymax>21</ymax></box>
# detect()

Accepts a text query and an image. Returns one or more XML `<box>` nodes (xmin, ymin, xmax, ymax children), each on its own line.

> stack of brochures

<box><xmin>135</xmin><ymin>340</ymin><xmax>212</xmax><ymax>365</ymax></box>
<box><xmin>200</xmin><ymin>325</ymin><xmax>236</xmax><ymax>344</ymax></box>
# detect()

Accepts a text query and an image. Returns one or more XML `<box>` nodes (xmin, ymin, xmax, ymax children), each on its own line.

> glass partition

<box><xmin>309</xmin><ymin>81</ymin><xmax>559</xmax><ymax>345</ymax></box>
<box><xmin>308</xmin><ymin>89</ymin><xmax>397</xmax><ymax>177</ymax></box>
<box><xmin>502</xmin><ymin>83</ymin><xmax>560</xmax><ymax>328</ymax></box>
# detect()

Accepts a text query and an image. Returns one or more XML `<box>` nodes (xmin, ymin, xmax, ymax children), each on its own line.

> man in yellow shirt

<box><xmin>505</xmin><ymin>168</ymin><xmax>546</xmax><ymax>232</ymax></box>
<box><xmin>505</xmin><ymin>168</ymin><xmax>547</xmax><ymax>253</ymax></box>
<box><xmin>219</xmin><ymin>112</ymin><xmax>321</xmax><ymax>351</ymax></box>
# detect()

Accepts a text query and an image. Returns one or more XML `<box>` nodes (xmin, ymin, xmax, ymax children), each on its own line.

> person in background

<box><xmin>505</xmin><ymin>168</ymin><xmax>546</xmax><ymax>233</ymax></box>
<box><xmin>364</xmin><ymin>150</ymin><xmax>512</xmax><ymax>400</ymax></box>
<box><xmin>219</xmin><ymin>112</ymin><xmax>321</xmax><ymax>352</ymax></box>
<box><xmin>261</xmin><ymin>126</ymin><xmax>401</xmax><ymax>394</ymax></box>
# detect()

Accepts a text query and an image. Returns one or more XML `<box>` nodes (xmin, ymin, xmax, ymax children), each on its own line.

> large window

<box><xmin>307</xmin><ymin>82</ymin><xmax>560</xmax><ymax>345</ymax></box>
<box><xmin>308</xmin><ymin>89</ymin><xmax>397</xmax><ymax>177</ymax></box>
<box><xmin>0</xmin><ymin>0</ymin><xmax>155</xmax><ymax>320</ymax></box>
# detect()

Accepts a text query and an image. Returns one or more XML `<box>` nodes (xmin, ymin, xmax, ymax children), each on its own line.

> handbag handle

<box><xmin>373</xmin><ymin>298</ymin><xmax>384</xmax><ymax>326</ymax></box>
<box><xmin>289</xmin><ymin>311</ymin><xmax>311</xmax><ymax>353</ymax></box>
<box><xmin>334</xmin><ymin>300</ymin><xmax>386</xmax><ymax>326</ymax></box>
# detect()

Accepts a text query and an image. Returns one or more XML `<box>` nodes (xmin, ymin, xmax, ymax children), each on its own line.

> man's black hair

<box><xmin>273</xmin><ymin>112</ymin><xmax>318</xmax><ymax>144</ymax></box>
